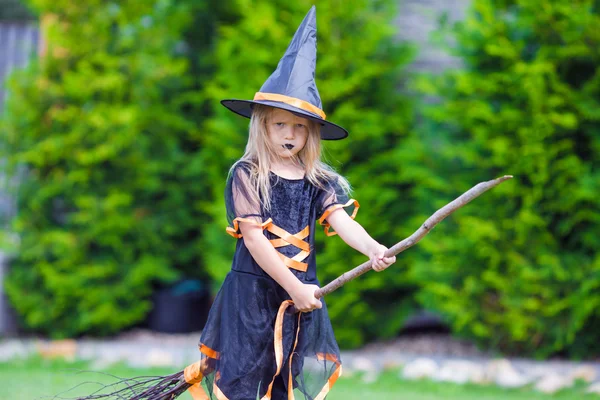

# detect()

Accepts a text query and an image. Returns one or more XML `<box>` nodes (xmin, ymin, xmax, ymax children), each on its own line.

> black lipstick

<box><xmin>283</xmin><ymin>144</ymin><xmax>294</xmax><ymax>150</ymax></box>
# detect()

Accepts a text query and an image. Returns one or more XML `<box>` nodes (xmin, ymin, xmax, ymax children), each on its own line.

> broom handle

<box><xmin>174</xmin><ymin>176</ymin><xmax>513</xmax><ymax>393</ymax></box>
<box><xmin>314</xmin><ymin>175</ymin><xmax>513</xmax><ymax>299</ymax></box>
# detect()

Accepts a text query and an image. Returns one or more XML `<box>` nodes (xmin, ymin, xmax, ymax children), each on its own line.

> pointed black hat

<box><xmin>220</xmin><ymin>6</ymin><xmax>348</xmax><ymax>140</ymax></box>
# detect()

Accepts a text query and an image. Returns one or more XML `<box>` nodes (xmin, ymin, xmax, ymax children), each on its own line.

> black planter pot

<box><xmin>146</xmin><ymin>280</ymin><xmax>211</xmax><ymax>333</ymax></box>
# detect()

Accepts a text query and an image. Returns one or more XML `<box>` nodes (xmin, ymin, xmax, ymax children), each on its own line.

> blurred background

<box><xmin>0</xmin><ymin>0</ymin><xmax>599</xmax><ymax>398</ymax></box>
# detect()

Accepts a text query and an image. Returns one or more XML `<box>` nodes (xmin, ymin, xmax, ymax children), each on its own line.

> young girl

<box><xmin>194</xmin><ymin>6</ymin><xmax>396</xmax><ymax>400</ymax></box>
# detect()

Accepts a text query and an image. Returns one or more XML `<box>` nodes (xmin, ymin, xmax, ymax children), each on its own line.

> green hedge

<box><xmin>198</xmin><ymin>0</ymin><xmax>417</xmax><ymax>349</ymax></box>
<box><xmin>1</xmin><ymin>1</ymin><xmax>209</xmax><ymax>337</ymax></box>
<box><xmin>412</xmin><ymin>0</ymin><xmax>600</xmax><ymax>358</ymax></box>
<box><xmin>0</xmin><ymin>0</ymin><xmax>34</xmax><ymax>20</ymax></box>
<box><xmin>2</xmin><ymin>1</ymin><xmax>419</xmax><ymax>345</ymax></box>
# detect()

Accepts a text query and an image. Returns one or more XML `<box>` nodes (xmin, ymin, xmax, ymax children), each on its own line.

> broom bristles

<box><xmin>56</xmin><ymin>369</ymin><xmax>191</xmax><ymax>400</ymax></box>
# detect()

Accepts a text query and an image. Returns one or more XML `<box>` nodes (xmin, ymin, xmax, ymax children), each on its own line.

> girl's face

<box><xmin>267</xmin><ymin>108</ymin><xmax>311</xmax><ymax>159</ymax></box>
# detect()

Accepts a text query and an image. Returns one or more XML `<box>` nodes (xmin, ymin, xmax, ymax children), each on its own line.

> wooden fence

<box><xmin>0</xmin><ymin>21</ymin><xmax>39</xmax><ymax>334</ymax></box>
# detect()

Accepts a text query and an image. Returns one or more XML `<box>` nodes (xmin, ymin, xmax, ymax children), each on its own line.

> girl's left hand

<box><xmin>369</xmin><ymin>243</ymin><xmax>396</xmax><ymax>272</ymax></box>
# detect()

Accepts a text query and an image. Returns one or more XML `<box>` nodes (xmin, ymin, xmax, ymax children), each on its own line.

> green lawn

<box><xmin>1</xmin><ymin>357</ymin><xmax>597</xmax><ymax>400</ymax></box>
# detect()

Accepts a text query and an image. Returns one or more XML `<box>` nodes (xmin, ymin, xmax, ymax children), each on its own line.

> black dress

<box><xmin>192</xmin><ymin>162</ymin><xmax>358</xmax><ymax>400</ymax></box>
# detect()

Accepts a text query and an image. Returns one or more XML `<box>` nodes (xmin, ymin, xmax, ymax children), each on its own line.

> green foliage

<box><xmin>0</xmin><ymin>0</ymin><xmax>35</xmax><ymax>20</ymax></box>
<box><xmin>1</xmin><ymin>0</ymin><xmax>419</xmax><ymax>345</ymax></box>
<box><xmin>1</xmin><ymin>1</ymin><xmax>209</xmax><ymax>337</ymax></box>
<box><xmin>198</xmin><ymin>0</ymin><xmax>417</xmax><ymax>348</ymax></box>
<box><xmin>412</xmin><ymin>0</ymin><xmax>600</xmax><ymax>358</ymax></box>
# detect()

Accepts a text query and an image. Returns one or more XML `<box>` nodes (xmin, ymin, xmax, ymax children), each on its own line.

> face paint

<box><xmin>268</xmin><ymin>109</ymin><xmax>310</xmax><ymax>159</ymax></box>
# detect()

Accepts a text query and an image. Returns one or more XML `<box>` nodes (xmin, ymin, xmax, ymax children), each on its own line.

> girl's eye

<box><xmin>296</xmin><ymin>124</ymin><xmax>306</xmax><ymax>129</ymax></box>
<box><xmin>275</xmin><ymin>122</ymin><xmax>285</xmax><ymax>127</ymax></box>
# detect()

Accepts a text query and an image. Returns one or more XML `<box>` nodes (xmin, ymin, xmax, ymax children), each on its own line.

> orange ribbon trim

<box><xmin>184</xmin><ymin>360</ymin><xmax>204</xmax><ymax>384</ymax></box>
<box><xmin>187</xmin><ymin>345</ymin><xmax>227</xmax><ymax>400</ymax></box>
<box><xmin>268</xmin><ymin>225</ymin><xmax>309</xmax><ymax>251</ymax></box>
<box><xmin>199</xmin><ymin>343</ymin><xmax>220</xmax><ymax>359</ymax></box>
<box><xmin>227</xmin><ymin>218</ymin><xmax>311</xmax><ymax>272</ymax></box>
<box><xmin>318</xmin><ymin>199</ymin><xmax>360</xmax><ymax>236</ymax></box>
<box><xmin>226</xmin><ymin>217</ymin><xmax>273</xmax><ymax>239</ymax></box>
<box><xmin>287</xmin><ymin>311</ymin><xmax>302</xmax><ymax>399</ymax></box>
<box><xmin>276</xmin><ymin>251</ymin><xmax>309</xmax><ymax>272</ymax></box>
<box><xmin>268</xmin><ymin>224</ymin><xmax>310</xmax><ymax>272</ymax></box>
<box><xmin>185</xmin><ymin>360</ymin><xmax>209</xmax><ymax>400</ymax></box>
<box><xmin>260</xmin><ymin>301</ymin><xmax>342</xmax><ymax>400</ymax></box>
<box><xmin>254</xmin><ymin>92</ymin><xmax>326</xmax><ymax>120</ymax></box>
<box><xmin>260</xmin><ymin>300</ymin><xmax>301</xmax><ymax>400</ymax></box>
<box><xmin>212</xmin><ymin>378</ymin><xmax>229</xmax><ymax>400</ymax></box>
<box><xmin>314</xmin><ymin>353</ymin><xmax>343</xmax><ymax>400</ymax></box>
<box><xmin>188</xmin><ymin>384</ymin><xmax>209</xmax><ymax>400</ymax></box>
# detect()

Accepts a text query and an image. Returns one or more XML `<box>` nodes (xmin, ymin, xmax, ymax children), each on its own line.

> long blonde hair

<box><xmin>229</xmin><ymin>104</ymin><xmax>350</xmax><ymax>211</ymax></box>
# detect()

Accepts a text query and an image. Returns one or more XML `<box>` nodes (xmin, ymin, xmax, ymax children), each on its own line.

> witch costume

<box><xmin>191</xmin><ymin>6</ymin><xmax>359</xmax><ymax>400</ymax></box>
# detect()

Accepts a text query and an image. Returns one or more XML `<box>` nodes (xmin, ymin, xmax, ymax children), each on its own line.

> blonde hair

<box><xmin>229</xmin><ymin>104</ymin><xmax>350</xmax><ymax>211</ymax></box>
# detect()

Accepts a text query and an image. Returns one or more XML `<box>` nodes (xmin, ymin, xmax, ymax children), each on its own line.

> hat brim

<box><xmin>221</xmin><ymin>99</ymin><xmax>348</xmax><ymax>140</ymax></box>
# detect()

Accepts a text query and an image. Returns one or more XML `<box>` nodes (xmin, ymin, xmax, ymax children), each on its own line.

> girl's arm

<box><xmin>325</xmin><ymin>208</ymin><xmax>396</xmax><ymax>271</ymax></box>
<box><xmin>239</xmin><ymin>221</ymin><xmax>322</xmax><ymax>312</ymax></box>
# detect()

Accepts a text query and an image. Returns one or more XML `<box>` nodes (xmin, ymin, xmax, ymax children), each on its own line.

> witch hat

<box><xmin>221</xmin><ymin>6</ymin><xmax>348</xmax><ymax>140</ymax></box>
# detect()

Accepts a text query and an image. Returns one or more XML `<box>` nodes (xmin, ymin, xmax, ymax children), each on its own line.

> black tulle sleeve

<box><xmin>316</xmin><ymin>176</ymin><xmax>359</xmax><ymax>236</ymax></box>
<box><xmin>225</xmin><ymin>162</ymin><xmax>270</xmax><ymax>238</ymax></box>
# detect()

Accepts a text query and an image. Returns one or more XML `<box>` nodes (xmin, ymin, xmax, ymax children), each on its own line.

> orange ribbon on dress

<box><xmin>313</xmin><ymin>353</ymin><xmax>342</xmax><ymax>400</ymax></box>
<box><xmin>227</xmin><ymin>218</ymin><xmax>311</xmax><ymax>272</ymax></box>
<box><xmin>318</xmin><ymin>199</ymin><xmax>360</xmax><ymax>236</ymax></box>
<box><xmin>185</xmin><ymin>360</ymin><xmax>209</xmax><ymax>400</ymax></box>
<box><xmin>254</xmin><ymin>92</ymin><xmax>326</xmax><ymax>120</ymax></box>
<box><xmin>260</xmin><ymin>300</ymin><xmax>301</xmax><ymax>400</ymax></box>
<box><xmin>259</xmin><ymin>301</ymin><xmax>342</xmax><ymax>400</ymax></box>
<box><xmin>186</xmin><ymin>345</ymin><xmax>226</xmax><ymax>400</ymax></box>
<box><xmin>267</xmin><ymin>224</ymin><xmax>310</xmax><ymax>272</ymax></box>
<box><xmin>226</xmin><ymin>217</ymin><xmax>273</xmax><ymax>239</ymax></box>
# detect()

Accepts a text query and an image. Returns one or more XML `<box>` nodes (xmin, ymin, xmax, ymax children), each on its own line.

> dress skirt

<box><xmin>196</xmin><ymin>270</ymin><xmax>342</xmax><ymax>400</ymax></box>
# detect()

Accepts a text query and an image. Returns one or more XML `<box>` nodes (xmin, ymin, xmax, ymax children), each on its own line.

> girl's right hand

<box><xmin>290</xmin><ymin>283</ymin><xmax>322</xmax><ymax>312</ymax></box>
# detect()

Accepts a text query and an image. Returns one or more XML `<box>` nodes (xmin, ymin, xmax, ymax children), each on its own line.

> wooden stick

<box><xmin>94</xmin><ymin>175</ymin><xmax>513</xmax><ymax>400</ymax></box>
<box><xmin>315</xmin><ymin>175</ymin><xmax>513</xmax><ymax>299</ymax></box>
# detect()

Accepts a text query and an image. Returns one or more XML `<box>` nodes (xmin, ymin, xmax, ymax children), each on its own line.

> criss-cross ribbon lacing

<box><xmin>227</xmin><ymin>219</ymin><xmax>310</xmax><ymax>272</ymax></box>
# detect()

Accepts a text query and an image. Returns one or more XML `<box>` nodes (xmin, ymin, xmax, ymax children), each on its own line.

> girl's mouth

<box><xmin>283</xmin><ymin>144</ymin><xmax>294</xmax><ymax>150</ymax></box>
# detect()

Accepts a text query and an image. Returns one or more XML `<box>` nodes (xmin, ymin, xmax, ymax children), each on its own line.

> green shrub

<box><xmin>412</xmin><ymin>0</ymin><xmax>600</xmax><ymax>358</ymax></box>
<box><xmin>198</xmin><ymin>0</ymin><xmax>417</xmax><ymax>348</ymax></box>
<box><xmin>1</xmin><ymin>1</ymin><xmax>209</xmax><ymax>337</ymax></box>
<box><xmin>0</xmin><ymin>0</ymin><xmax>34</xmax><ymax>20</ymax></box>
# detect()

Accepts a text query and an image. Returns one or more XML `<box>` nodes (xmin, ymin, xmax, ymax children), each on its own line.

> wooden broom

<box><xmin>72</xmin><ymin>175</ymin><xmax>512</xmax><ymax>400</ymax></box>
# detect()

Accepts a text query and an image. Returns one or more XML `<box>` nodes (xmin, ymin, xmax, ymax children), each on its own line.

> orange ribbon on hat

<box><xmin>254</xmin><ymin>92</ymin><xmax>326</xmax><ymax>120</ymax></box>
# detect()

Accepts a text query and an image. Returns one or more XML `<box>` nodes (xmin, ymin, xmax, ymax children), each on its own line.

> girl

<box><xmin>195</xmin><ymin>6</ymin><xmax>396</xmax><ymax>400</ymax></box>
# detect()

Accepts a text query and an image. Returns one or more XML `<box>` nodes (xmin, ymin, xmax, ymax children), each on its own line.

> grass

<box><xmin>0</xmin><ymin>357</ymin><xmax>597</xmax><ymax>400</ymax></box>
